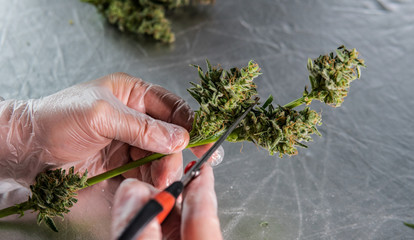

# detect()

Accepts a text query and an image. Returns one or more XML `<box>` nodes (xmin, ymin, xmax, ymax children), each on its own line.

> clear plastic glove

<box><xmin>112</xmin><ymin>164</ymin><xmax>223</xmax><ymax>240</ymax></box>
<box><xmin>0</xmin><ymin>73</ymin><xmax>196</xmax><ymax>197</ymax></box>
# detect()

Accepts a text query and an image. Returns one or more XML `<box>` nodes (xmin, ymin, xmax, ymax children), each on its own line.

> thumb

<box><xmin>92</xmin><ymin>100</ymin><xmax>189</xmax><ymax>154</ymax></box>
<box><xmin>112</xmin><ymin>179</ymin><xmax>162</xmax><ymax>240</ymax></box>
<box><xmin>181</xmin><ymin>165</ymin><xmax>222</xmax><ymax>240</ymax></box>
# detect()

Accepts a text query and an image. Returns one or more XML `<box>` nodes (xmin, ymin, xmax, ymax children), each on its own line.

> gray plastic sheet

<box><xmin>1</xmin><ymin>0</ymin><xmax>414</xmax><ymax>239</ymax></box>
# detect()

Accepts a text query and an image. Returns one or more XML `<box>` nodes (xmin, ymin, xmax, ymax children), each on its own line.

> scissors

<box><xmin>118</xmin><ymin>99</ymin><xmax>259</xmax><ymax>240</ymax></box>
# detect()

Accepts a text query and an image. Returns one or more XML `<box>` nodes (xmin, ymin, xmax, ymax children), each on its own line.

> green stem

<box><xmin>85</xmin><ymin>135</ymin><xmax>220</xmax><ymax>187</ymax></box>
<box><xmin>0</xmin><ymin>93</ymin><xmax>314</xmax><ymax>218</ymax></box>
<box><xmin>0</xmin><ymin>136</ymin><xmax>221</xmax><ymax>218</ymax></box>
<box><xmin>0</xmin><ymin>202</ymin><xmax>31</xmax><ymax>218</ymax></box>
<box><xmin>87</xmin><ymin>94</ymin><xmax>315</xmax><ymax>187</ymax></box>
<box><xmin>283</xmin><ymin>96</ymin><xmax>306</xmax><ymax>109</ymax></box>
<box><xmin>0</xmin><ymin>206</ymin><xmax>20</xmax><ymax>218</ymax></box>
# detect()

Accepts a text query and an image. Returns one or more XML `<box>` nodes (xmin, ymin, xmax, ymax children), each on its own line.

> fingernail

<box><xmin>209</xmin><ymin>146</ymin><xmax>225</xmax><ymax>167</ymax></box>
<box><xmin>120</xmin><ymin>178</ymin><xmax>138</xmax><ymax>187</ymax></box>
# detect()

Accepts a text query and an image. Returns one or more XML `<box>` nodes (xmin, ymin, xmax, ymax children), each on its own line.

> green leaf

<box><xmin>336</xmin><ymin>49</ymin><xmax>345</xmax><ymax>62</ymax></box>
<box><xmin>37</xmin><ymin>213</ymin><xmax>43</xmax><ymax>225</ymax></box>
<box><xmin>307</xmin><ymin>58</ymin><xmax>313</xmax><ymax>71</ymax></box>
<box><xmin>206</xmin><ymin>59</ymin><xmax>212</xmax><ymax>72</ymax></box>
<box><xmin>45</xmin><ymin>217</ymin><xmax>59</xmax><ymax>232</ymax></box>
<box><xmin>261</xmin><ymin>95</ymin><xmax>273</xmax><ymax>109</ymax></box>
<box><xmin>404</xmin><ymin>222</ymin><xmax>414</xmax><ymax>229</ymax></box>
<box><xmin>357</xmin><ymin>66</ymin><xmax>361</xmax><ymax>78</ymax></box>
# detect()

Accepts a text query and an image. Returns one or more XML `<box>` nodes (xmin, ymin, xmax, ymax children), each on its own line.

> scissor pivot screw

<box><xmin>192</xmin><ymin>171</ymin><xmax>200</xmax><ymax>178</ymax></box>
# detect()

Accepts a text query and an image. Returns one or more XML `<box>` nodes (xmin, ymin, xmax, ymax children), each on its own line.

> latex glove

<box><xmin>112</xmin><ymin>163</ymin><xmax>223</xmax><ymax>240</ymax></box>
<box><xmin>0</xmin><ymin>73</ymin><xmax>194</xmax><ymax>195</ymax></box>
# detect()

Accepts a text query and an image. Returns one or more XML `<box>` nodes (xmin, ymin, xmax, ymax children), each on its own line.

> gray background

<box><xmin>1</xmin><ymin>0</ymin><xmax>414</xmax><ymax>239</ymax></box>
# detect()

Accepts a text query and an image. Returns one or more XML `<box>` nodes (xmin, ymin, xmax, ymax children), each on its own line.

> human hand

<box><xmin>112</xmin><ymin>163</ymin><xmax>223</xmax><ymax>240</ymax></box>
<box><xmin>0</xmin><ymin>73</ymin><xmax>193</xmax><ymax>189</ymax></box>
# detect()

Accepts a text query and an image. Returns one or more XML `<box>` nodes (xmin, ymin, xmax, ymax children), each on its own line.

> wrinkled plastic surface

<box><xmin>1</xmin><ymin>0</ymin><xmax>414</xmax><ymax>239</ymax></box>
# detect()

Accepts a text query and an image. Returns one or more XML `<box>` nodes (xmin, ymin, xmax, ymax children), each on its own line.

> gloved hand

<box><xmin>0</xmin><ymin>72</ymin><xmax>197</xmax><ymax>195</ymax></box>
<box><xmin>112</xmin><ymin>163</ymin><xmax>223</xmax><ymax>240</ymax></box>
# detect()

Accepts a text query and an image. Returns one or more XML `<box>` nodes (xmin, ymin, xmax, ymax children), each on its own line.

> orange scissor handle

<box><xmin>118</xmin><ymin>181</ymin><xmax>184</xmax><ymax>240</ymax></box>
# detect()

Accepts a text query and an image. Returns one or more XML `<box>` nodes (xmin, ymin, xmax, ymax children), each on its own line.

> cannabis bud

<box><xmin>15</xmin><ymin>167</ymin><xmax>88</xmax><ymax>232</ymax></box>
<box><xmin>228</xmin><ymin>100</ymin><xmax>322</xmax><ymax>157</ymax></box>
<box><xmin>82</xmin><ymin>0</ymin><xmax>214</xmax><ymax>43</ymax></box>
<box><xmin>187</xmin><ymin>60</ymin><xmax>261</xmax><ymax>144</ymax></box>
<box><xmin>304</xmin><ymin>45</ymin><xmax>366</xmax><ymax>107</ymax></box>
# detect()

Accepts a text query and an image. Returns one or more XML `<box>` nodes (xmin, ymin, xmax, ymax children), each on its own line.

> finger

<box><xmin>100</xmin><ymin>141</ymin><xmax>130</xmax><ymax>173</ymax></box>
<box><xmin>105</xmin><ymin>73</ymin><xmax>194</xmax><ymax>131</ymax></box>
<box><xmin>92</xmin><ymin>100</ymin><xmax>189</xmax><ymax>154</ymax></box>
<box><xmin>181</xmin><ymin>165</ymin><xmax>223</xmax><ymax>240</ymax></box>
<box><xmin>122</xmin><ymin>149</ymin><xmax>151</xmax><ymax>180</ymax></box>
<box><xmin>150</xmin><ymin>152</ymin><xmax>183</xmax><ymax>189</ymax></box>
<box><xmin>112</xmin><ymin>179</ymin><xmax>162</xmax><ymax>240</ymax></box>
<box><xmin>190</xmin><ymin>143</ymin><xmax>214</xmax><ymax>158</ymax></box>
<box><xmin>144</xmin><ymin>85</ymin><xmax>194</xmax><ymax>132</ymax></box>
<box><xmin>124</xmin><ymin>151</ymin><xmax>183</xmax><ymax>189</ymax></box>
<box><xmin>190</xmin><ymin>143</ymin><xmax>225</xmax><ymax>166</ymax></box>
<box><xmin>208</xmin><ymin>145</ymin><xmax>225</xmax><ymax>167</ymax></box>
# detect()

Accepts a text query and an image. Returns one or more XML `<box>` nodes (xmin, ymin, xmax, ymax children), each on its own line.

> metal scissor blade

<box><xmin>181</xmin><ymin>98</ymin><xmax>259</xmax><ymax>186</ymax></box>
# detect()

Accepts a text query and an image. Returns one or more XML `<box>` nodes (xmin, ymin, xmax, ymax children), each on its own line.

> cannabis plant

<box><xmin>82</xmin><ymin>0</ymin><xmax>214</xmax><ymax>43</ymax></box>
<box><xmin>0</xmin><ymin>46</ymin><xmax>365</xmax><ymax>231</ymax></box>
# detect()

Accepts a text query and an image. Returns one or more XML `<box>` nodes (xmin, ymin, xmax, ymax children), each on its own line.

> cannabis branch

<box><xmin>188</xmin><ymin>46</ymin><xmax>364</xmax><ymax>156</ymax></box>
<box><xmin>0</xmin><ymin>46</ymin><xmax>365</xmax><ymax>231</ymax></box>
